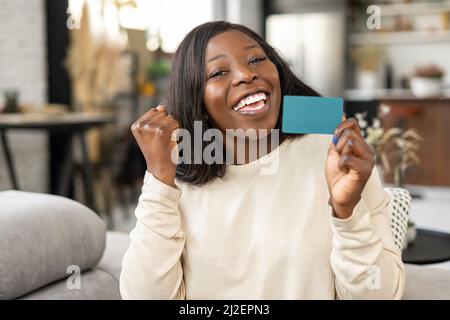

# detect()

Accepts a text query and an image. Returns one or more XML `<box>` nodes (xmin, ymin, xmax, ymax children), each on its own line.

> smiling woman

<box><xmin>120</xmin><ymin>21</ymin><xmax>406</xmax><ymax>300</ymax></box>
<box><xmin>166</xmin><ymin>22</ymin><xmax>320</xmax><ymax>185</ymax></box>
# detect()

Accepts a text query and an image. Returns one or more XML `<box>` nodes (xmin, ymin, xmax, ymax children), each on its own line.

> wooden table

<box><xmin>0</xmin><ymin>112</ymin><xmax>116</xmax><ymax>213</ymax></box>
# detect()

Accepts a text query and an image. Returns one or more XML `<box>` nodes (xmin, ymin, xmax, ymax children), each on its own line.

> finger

<box><xmin>138</xmin><ymin>109</ymin><xmax>169</xmax><ymax>128</ymax></box>
<box><xmin>146</xmin><ymin>110</ymin><xmax>169</xmax><ymax>125</ymax></box>
<box><xmin>171</xmin><ymin>127</ymin><xmax>181</xmax><ymax>142</ymax></box>
<box><xmin>334</xmin><ymin>117</ymin><xmax>361</xmax><ymax>139</ymax></box>
<box><xmin>335</xmin><ymin>128</ymin><xmax>362</xmax><ymax>153</ymax></box>
<box><xmin>338</xmin><ymin>154</ymin><xmax>371</xmax><ymax>175</ymax></box>
<box><xmin>341</xmin><ymin>139</ymin><xmax>355</xmax><ymax>158</ymax></box>
<box><xmin>166</xmin><ymin>124</ymin><xmax>181</xmax><ymax>144</ymax></box>
<box><xmin>335</xmin><ymin>128</ymin><xmax>355</xmax><ymax>152</ymax></box>
<box><xmin>132</xmin><ymin>107</ymin><xmax>156</xmax><ymax>130</ymax></box>
<box><xmin>139</xmin><ymin>104</ymin><xmax>167</xmax><ymax>121</ymax></box>
<box><xmin>342</xmin><ymin>138</ymin><xmax>375</xmax><ymax>164</ymax></box>
<box><xmin>153</xmin><ymin>117</ymin><xmax>179</xmax><ymax>135</ymax></box>
<box><xmin>336</xmin><ymin>129</ymin><xmax>374</xmax><ymax>160</ymax></box>
<box><xmin>139</xmin><ymin>105</ymin><xmax>160</xmax><ymax>119</ymax></box>
<box><xmin>132</xmin><ymin>111</ymin><xmax>168</xmax><ymax>137</ymax></box>
<box><xmin>161</xmin><ymin>117</ymin><xmax>180</xmax><ymax>130</ymax></box>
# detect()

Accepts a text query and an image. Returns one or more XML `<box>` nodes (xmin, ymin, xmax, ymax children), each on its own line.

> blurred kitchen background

<box><xmin>1</xmin><ymin>0</ymin><xmax>450</xmax><ymax>235</ymax></box>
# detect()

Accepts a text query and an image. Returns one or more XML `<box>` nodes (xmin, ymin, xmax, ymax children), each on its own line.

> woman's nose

<box><xmin>231</xmin><ymin>65</ymin><xmax>257</xmax><ymax>86</ymax></box>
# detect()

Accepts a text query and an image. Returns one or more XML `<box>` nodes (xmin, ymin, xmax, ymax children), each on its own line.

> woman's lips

<box><xmin>235</xmin><ymin>98</ymin><xmax>270</xmax><ymax>115</ymax></box>
<box><xmin>233</xmin><ymin>91</ymin><xmax>268</xmax><ymax>111</ymax></box>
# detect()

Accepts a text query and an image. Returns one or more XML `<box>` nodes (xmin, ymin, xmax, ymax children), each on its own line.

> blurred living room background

<box><xmin>1</xmin><ymin>0</ymin><xmax>450</xmax><ymax>250</ymax></box>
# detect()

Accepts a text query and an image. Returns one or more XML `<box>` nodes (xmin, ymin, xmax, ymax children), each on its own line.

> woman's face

<box><xmin>203</xmin><ymin>30</ymin><xmax>281</xmax><ymax>134</ymax></box>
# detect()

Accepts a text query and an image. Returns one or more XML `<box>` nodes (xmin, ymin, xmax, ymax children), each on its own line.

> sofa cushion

<box><xmin>97</xmin><ymin>231</ymin><xmax>130</xmax><ymax>281</ymax></box>
<box><xmin>18</xmin><ymin>269</ymin><xmax>120</xmax><ymax>300</ymax></box>
<box><xmin>0</xmin><ymin>191</ymin><xmax>106</xmax><ymax>300</ymax></box>
<box><xmin>404</xmin><ymin>264</ymin><xmax>450</xmax><ymax>299</ymax></box>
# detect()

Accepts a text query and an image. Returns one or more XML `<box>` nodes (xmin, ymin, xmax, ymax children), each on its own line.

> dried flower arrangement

<box><xmin>413</xmin><ymin>65</ymin><xmax>445</xmax><ymax>79</ymax></box>
<box><xmin>355</xmin><ymin>112</ymin><xmax>424</xmax><ymax>187</ymax></box>
<box><xmin>355</xmin><ymin>112</ymin><xmax>423</xmax><ymax>246</ymax></box>
<box><xmin>350</xmin><ymin>45</ymin><xmax>385</xmax><ymax>72</ymax></box>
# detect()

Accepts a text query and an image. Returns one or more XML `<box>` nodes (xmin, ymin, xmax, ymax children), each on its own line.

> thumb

<box><xmin>328</xmin><ymin>135</ymin><xmax>339</xmax><ymax>156</ymax></box>
<box><xmin>170</xmin><ymin>128</ymin><xmax>180</xmax><ymax>164</ymax></box>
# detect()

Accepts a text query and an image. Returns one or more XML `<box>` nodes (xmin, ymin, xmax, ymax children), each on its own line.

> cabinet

<box><xmin>349</xmin><ymin>1</ymin><xmax>450</xmax><ymax>45</ymax></box>
<box><xmin>380</xmin><ymin>98</ymin><xmax>450</xmax><ymax>186</ymax></box>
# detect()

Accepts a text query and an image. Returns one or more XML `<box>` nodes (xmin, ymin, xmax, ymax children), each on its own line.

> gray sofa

<box><xmin>0</xmin><ymin>191</ymin><xmax>125</xmax><ymax>300</ymax></box>
<box><xmin>1</xmin><ymin>190</ymin><xmax>450</xmax><ymax>300</ymax></box>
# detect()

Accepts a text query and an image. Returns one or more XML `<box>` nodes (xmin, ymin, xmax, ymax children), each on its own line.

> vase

<box><xmin>406</xmin><ymin>225</ymin><xmax>417</xmax><ymax>244</ymax></box>
<box><xmin>357</xmin><ymin>71</ymin><xmax>378</xmax><ymax>91</ymax></box>
<box><xmin>410</xmin><ymin>77</ymin><xmax>442</xmax><ymax>97</ymax></box>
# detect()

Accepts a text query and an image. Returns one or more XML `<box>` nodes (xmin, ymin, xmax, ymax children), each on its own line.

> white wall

<box><xmin>212</xmin><ymin>0</ymin><xmax>263</xmax><ymax>35</ymax></box>
<box><xmin>0</xmin><ymin>0</ymin><xmax>47</xmax><ymax>106</ymax></box>
<box><xmin>0</xmin><ymin>0</ymin><xmax>48</xmax><ymax>192</ymax></box>
<box><xmin>267</xmin><ymin>12</ymin><xmax>346</xmax><ymax>96</ymax></box>
<box><xmin>386</xmin><ymin>43</ymin><xmax>450</xmax><ymax>87</ymax></box>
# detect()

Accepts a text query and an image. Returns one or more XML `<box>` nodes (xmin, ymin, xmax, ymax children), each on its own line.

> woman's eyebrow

<box><xmin>242</xmin><ymin>44</ymin><xmax>259</xmax><ymax>51</ymax></box>
<box><xmin>206</xmin><ymin>44</ymin><xmax>261</xmax><ymax>64</ymax></box>
<box><xmin>207</xmin><ymin>54</ymin><xmax>225</xmax><ymax>63</ymax></box>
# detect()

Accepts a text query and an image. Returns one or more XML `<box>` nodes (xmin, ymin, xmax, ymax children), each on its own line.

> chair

<box><xmin>385</xmin><ymin>187</ymin><xmax>412</xmax><ymax>250</ymax></box>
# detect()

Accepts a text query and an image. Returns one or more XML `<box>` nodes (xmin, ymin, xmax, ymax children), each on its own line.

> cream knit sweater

<box><xmin>120</xmin><ymin>134</ymin><xmax>405</xmax><ymax>299</ymax></box>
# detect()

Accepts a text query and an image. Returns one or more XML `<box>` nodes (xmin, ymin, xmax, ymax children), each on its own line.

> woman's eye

<box><xmin>209</xmin><ymin>70</ymin><xmax>226</xmax><ymax>79</ymax></box>
<box><xmin>249</xmin><ymin>56</ymin><xmax>266</xmax><ymax>64</ymax></box>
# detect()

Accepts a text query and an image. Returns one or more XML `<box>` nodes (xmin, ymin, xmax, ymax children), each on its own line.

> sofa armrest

<box><xmin>0</xmin><ymin>191</ymin><xmax>106</xmax><ymax>299</ymax></box>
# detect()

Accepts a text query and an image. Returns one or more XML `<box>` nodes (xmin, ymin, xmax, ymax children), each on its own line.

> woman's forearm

<box><xmin>329</xmin><ymin>171</ymin><xmax>406</xmax><ymax>299</ymax></box>
<box><xmin>120</xmin><ymin>172</ymin><xmax>186</xmax><ymax>299</ymax></box>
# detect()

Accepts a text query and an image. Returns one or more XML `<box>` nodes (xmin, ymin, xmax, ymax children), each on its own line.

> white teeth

<box><xmin>233</xmin><ymin>92</ymin><xmax>267</xmax><ymax>111</ymax></box>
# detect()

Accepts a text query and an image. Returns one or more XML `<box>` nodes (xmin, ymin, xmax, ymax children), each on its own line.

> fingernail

<box><xmin>332</xmin><ymin>134</ymin><xmax>338</xmax><ymax>145</ymax></box>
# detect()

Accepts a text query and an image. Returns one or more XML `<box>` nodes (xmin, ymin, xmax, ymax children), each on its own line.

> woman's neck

<box><xmin>224</xmin><ymin>130</ymin><xmax>285</xmax><ymax>165</ymax></box>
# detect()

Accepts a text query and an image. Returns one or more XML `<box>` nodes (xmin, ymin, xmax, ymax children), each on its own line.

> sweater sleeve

<box><xmin>329</xmin><ymin>167</ymin><xmax>406</xmax><ymax>299</ymax></box>
<box><xmin>119</xmin><ymin>171</ymin><xmax>186</xmax><ymax>299</ymax></box>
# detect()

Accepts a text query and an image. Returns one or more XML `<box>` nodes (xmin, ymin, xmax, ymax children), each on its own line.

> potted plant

<box><xmin>355</xmin><ymin>112</ymin><xmax>424</xmax><ymax>188</ymax></box>
<box><xmin>147</xmin><ymin>58</ymin><xmax>171</xmax><ymax>100</ymax></box>
<box><xmin>410</xmin><ymin>64</ymin><xmax>445</xmax><ymax>97</ymax></box>
<box><xmin>350</xmin><ymin>45</ymin><xmax>385</xmax><ymax>90</ymax></box>
<box><xmin>2</xmin><ymin>90</ymin><xmax>19</xmax><ymax>113</ymax></box>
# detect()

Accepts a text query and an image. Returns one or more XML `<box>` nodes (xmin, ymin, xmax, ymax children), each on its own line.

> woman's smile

<box><xmin>232</xmin><ymin>91</ymin><xmax>271</xmax><ymax>116</ymax></box>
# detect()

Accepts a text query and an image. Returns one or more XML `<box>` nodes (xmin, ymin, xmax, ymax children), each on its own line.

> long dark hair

<box><xmin>167</xmin><ymin>21</ymin><xmax>320</xmax><ymax>185</ymax></box>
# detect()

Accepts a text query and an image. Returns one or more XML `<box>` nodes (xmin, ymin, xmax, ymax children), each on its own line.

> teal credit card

<box><xmin>281</xmin><ymin>96</ymin><xmax>344</xmax><ymax>134</ymax></box>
